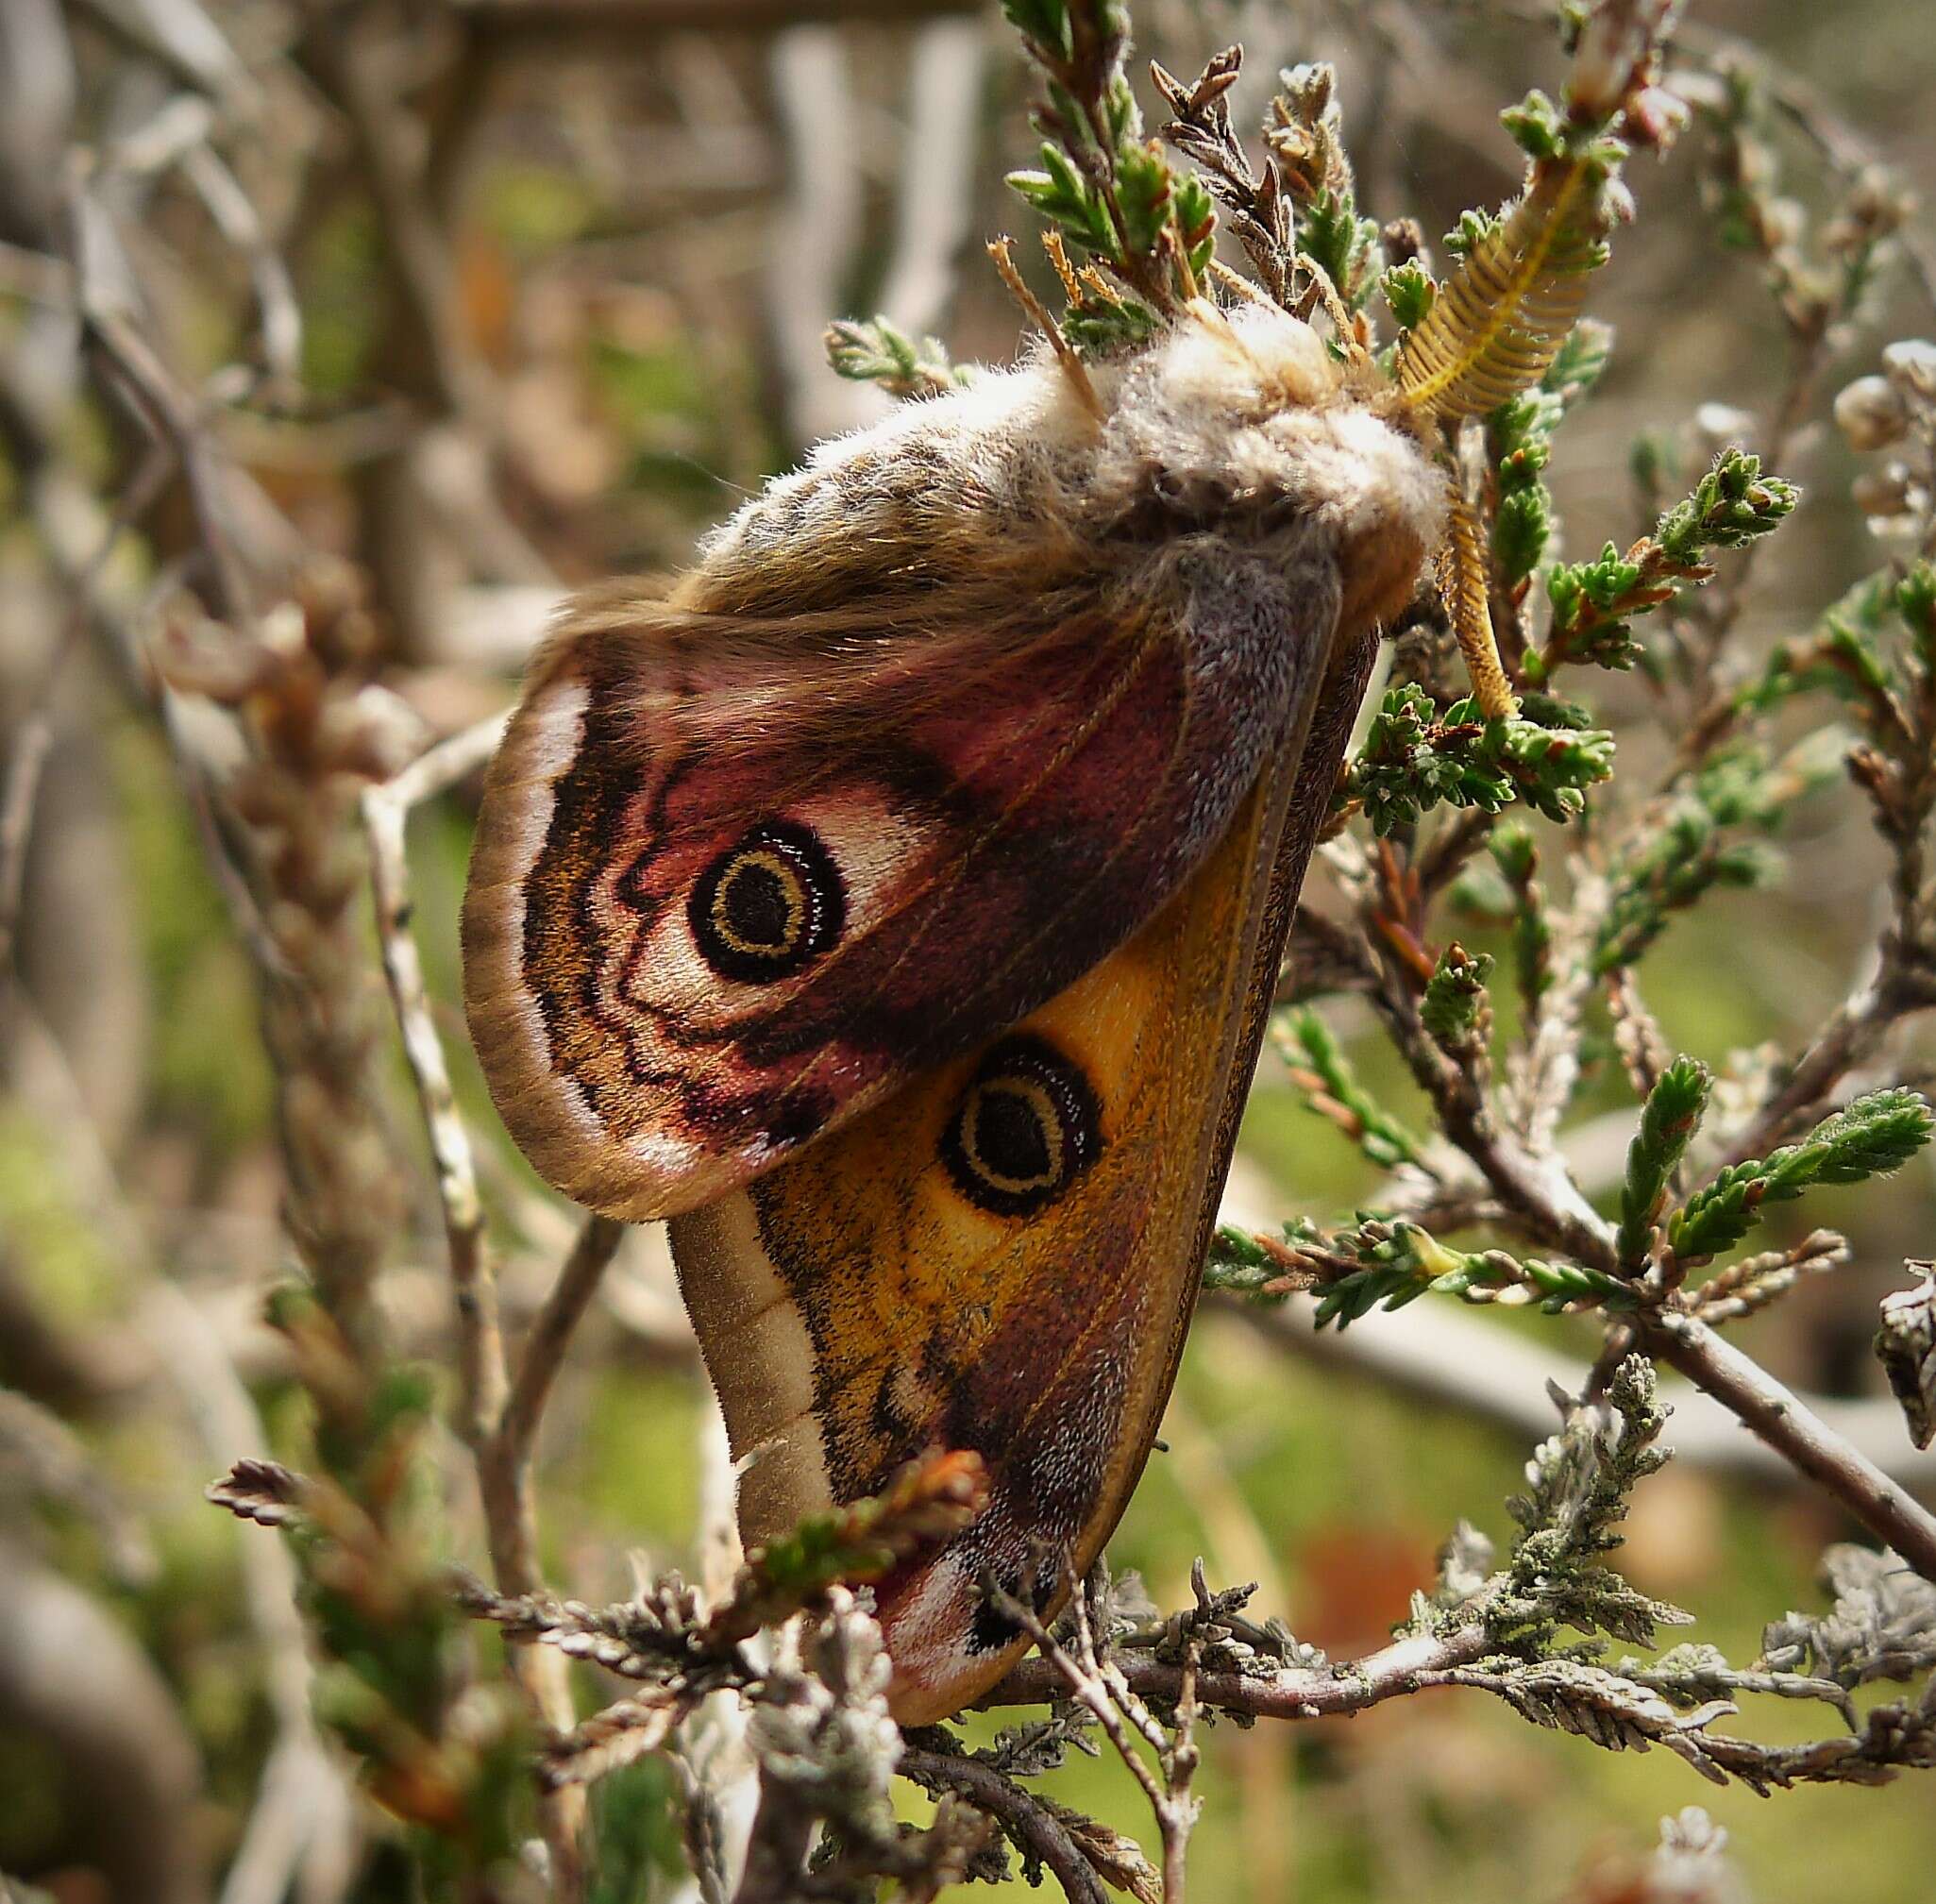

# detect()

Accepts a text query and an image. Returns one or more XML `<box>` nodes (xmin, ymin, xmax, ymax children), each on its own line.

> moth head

<box><xmin>1102</xmin><ymin>300</ymin><xmax>1447</xmax><ymax>637</ymax></box>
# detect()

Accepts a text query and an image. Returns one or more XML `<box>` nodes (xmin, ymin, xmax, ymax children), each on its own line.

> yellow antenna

<box><xmin>1442</xmin><ymin>492</ymin><xmax>1520</xmax><ymax>720</ymax></box>
<box><xmin>1392</xmin><ymin>155</ymin><xmax>1611</xmax><ymax>718</ymax></box>
<box><xmin>1396</xmin><ymin>161</ymin><xmax>1605</xmax><ymax>422</ymax></box>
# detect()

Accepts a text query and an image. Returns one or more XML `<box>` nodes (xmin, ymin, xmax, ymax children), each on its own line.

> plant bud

<box><xmin>1834</xmin><ymin>375</ymin><xmax>1909</xmax><ymax>450</ymax></box>
<box><xmin>1735</xmin><ymin>137</ymin><xmax>1776</xmax><ymax>193</ymax></box>
<box><xmin>1692</xmin><ymin>402</ymin><xmax>1756</xmax><ymax>457</ymax></box>
<box><xmin>1852</xmin><ymin>464</ymin><xmax>1912</xmax><ymax>514</ymax></box>
<box><xmin>1760</xmin><ymin>196</ymin><xmax>1807</xmax><ymax>250</ymax></box>
<box><xmin>1882</xmin><ymin>339</ymin><xmax>1936</xmax><ymax>404</ymax></box>
<box><xmin>1852</xmin><ymin>464</ymin><xmax>1928</xmax><ymax>538</ymax></box>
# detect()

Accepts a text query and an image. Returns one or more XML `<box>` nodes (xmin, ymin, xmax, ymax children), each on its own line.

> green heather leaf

<box><xmin>1174</xmin><ymin>170</ymin><xmax>1218</xmax><ymax>274</ymax></box>
<box><xmin>1444</xmin><ymin>206</ymin><xmax>1503</xmax><ymax>260</ymax></box>
<box><xmin>1062</xmin><ymin>290</ymin><xmax>1161</xmax><ymax>352</ymax></box>
<box><xmin>1669</xmin><ymin>1089</ymin><xmax>1934</xmax><ymax>1263</ymax></box>
<box><xmin>1001</xmin><ymin>0</ymin><xmax>1074</xmax><ymax>59</ymax></box>
<box><xmin>1298</xmin><ymin>189</ymin><xmax>1375</xmax><ymax>298</ymax></box>
<box><xmin>1501</xmin><ymin>88</ymin><xmax>1568</xmax><ymax>161</ymax></box>
<box><xmin>1282</xmin><ymin>1007</ymin><xmax>1426</xmax><ymax>1167</ymax></box>
<box><xmin>824</xmin><ymin>315</ymin><xmax>964</xmax><ymax>396</ymax></box>
<box><xmin>1897</xmin><ymin>562</ymin><xmax>1936</xmax><ymax>666</ymax></box>
<box><xmin>1115</xmin><ymin>141</ymin><xmax>1174</xmax><ymax>258</ymax></box>
<box><xmin>1348</xmin><ymin>685</ymin><xmax>1614</xmax><ymax>833</ymax></box>
<box><xmin>1493</xmin><ymin>485</ymin><xmax>1553</xmax><ymax>583</ymax></box>
<box><xmin>1616</xmin><ymin>1057</ymin><xmax>1712</xmax><ymax>1269</ymax></box>
<box><xmin>1421</xmin><ymin>945</ymin><xmax>1494</xmax><ymax>1052</ymax></box>
<box><xmin>1382</xmin><ymin>260</ymin><xmax>1437</xmax><ymax>331</ymax></box>
<box><xmin>1308</xmin><ymin>1217</ymin><xmax>1635</xmax><ymax>1329</ymax></box>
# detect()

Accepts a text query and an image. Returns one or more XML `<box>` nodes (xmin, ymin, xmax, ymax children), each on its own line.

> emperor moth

<box><xmin>463</xmin><ymin>163</ymin><xmax>1603</xmax><ymax>1719</ymax></box>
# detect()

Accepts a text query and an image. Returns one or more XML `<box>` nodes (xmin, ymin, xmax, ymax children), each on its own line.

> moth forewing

<box><xmin>460</xmin><ymin>300</ymin><xmax>1447</xmax><ymax>1722</ymax></box>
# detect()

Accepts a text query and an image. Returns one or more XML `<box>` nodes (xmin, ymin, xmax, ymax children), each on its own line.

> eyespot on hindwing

<box><xmin>941</xmin><ymin>1034</ymin><xmax>1103</xmax><ymax>1217</ymax></box>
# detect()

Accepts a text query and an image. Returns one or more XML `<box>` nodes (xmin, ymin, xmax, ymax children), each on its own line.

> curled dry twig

<box><xmin>1877</xmin><ymin>1266</ymin><xmax>1936</xmax><ymax>1452</ymax></box>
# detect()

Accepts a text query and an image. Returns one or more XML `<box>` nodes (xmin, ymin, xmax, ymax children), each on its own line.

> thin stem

<box><xmin>1641</xmin><ymin>1309</ymin><xmax>1936</xmax><ymax>1580</ymax></box>
<box><xmin>364</xmin><ymin>733</ymin><xmax>613</xmax><ymax>1891</ymax></box>
<box><xmin>732</xmin><ymin>1781</ymin><xmax>815</xmax><ymax>1904</ymax></box>
<box><xmin>385</xmin><ymin>710</ymin><xmax>512</xmax><ymax>810</ymax></box>
<box><xmin>1395</xmin><ymin>1000</ymin><xmax>1620</xmax><ymax>1272</ymax></box>
<box><xmin>497</xmin><ymin>1215</ymin><xmax>628</xmax><ymax>1469</ymax></box>
<box><xmin>0</xmin><ymin>720</ymin><xmax>55</xmax><ymax>977</ymax></box>
<box><xmin>982</xmin><ymin>1575</ymin><xmax>1202</xmax><ymax>1899</ymax></box>
<box><xmin>362</xmin><ymin>784</ymin><xmax>505</xmax><ymax>1451</ymax></box>
<box><xmin>0</xmin><ymin>444</ymin><xmax>172</xmax><ymax>973</ymax></box>
<box><xmin>983</xmin><ymin>1619</ymin><xmax>1497</xmax><ymax>1722</ymax></box>
<box><xmin>899</xmin><ymin>1749</ymin><xmax>1110</xmax><ymax>1904</ymax></box>
<box><xmin>78</xmin><ymin>306</ymin><xmax>256</xmax><ymax>628</ymax></box>
<box><xmin>1160</xmin><ymin>1651</ymin><xmax>1201</xmax><ymax>1904</ymax></box>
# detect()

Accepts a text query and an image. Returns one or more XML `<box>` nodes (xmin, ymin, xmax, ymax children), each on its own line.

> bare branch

<box><xmin>496</xmin><ymin>1216</ymin><xmax>628</xmax><ymax>1473</ymax></box>
<box><xmin>1218</xmin><ymin>1293</ymin><xmax>1936</xmax><ymax>1484</ymax></box>
<box><xmin>899</xmin><ymin>1747</ymin><xmax>1112</xmax><ymax>1904</ymax></box>
<box><xmin>1641</xmin><ymin>1310</ymin><xmax>1936</xmax><ymax>1581</ymax></box>
<box><xmin>982</xmin><ymin>1617</ymin><xmax>1495</xmax><ymax>1724</ymax></box>
<box><xmin>362</xmin><ymin>781</ymin><xmax>505</xmax><ymax>1451</ymax></box>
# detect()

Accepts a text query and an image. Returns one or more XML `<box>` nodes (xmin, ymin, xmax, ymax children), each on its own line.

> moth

<box><xmin>463</xmin><ymin>176</ymin><xmax>1597</xmax><ymax>1722</ymax></box>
